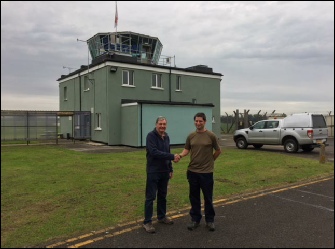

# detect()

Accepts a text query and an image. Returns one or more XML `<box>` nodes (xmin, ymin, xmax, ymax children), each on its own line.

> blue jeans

<box><xmin>187</xmin><ymin>170</ymin><xmax>215</xmax><ymax>223</ymax></box>
<box><xmin>144</xmin><ymin>172</ymin><xmax>170</xmax><ymax>224</ymax></box>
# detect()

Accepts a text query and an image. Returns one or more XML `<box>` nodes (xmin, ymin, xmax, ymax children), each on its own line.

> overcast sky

<box><xmin>1</xmin><ymin>1</ymin><xmax>334</xmax><ymax>115</ymax></box>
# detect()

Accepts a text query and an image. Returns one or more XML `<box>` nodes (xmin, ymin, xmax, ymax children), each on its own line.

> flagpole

<box><xmin>115</xmin><ymin>1</ymin><xmax>118</xmax><ymax>51</ymax></box>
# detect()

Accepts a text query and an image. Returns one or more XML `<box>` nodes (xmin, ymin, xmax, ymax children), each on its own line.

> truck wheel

<box><xmin>253</xmin><ymin>144</ymin><xmax>263</xmax><ymax>149</ymax></box>
<box><xmin>302</xmin><ymin>145</ymin><xmax>314</xmax><ymax>152</ymax></box>
<box><xmin>284</xmin><ymin>139</ymin><xmax>298</xmax><ymax>153</ymax></box>
<box><xmin>236</xmin><ymin>137</ymin><xmax>248</xmax><ymax>149</ymax></box>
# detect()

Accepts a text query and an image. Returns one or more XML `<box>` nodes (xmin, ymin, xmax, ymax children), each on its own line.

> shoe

<box><xmin>187</xmin><ymin>221</ymin><xmax>200</xmax><ymax>231</ymax></box>
<box><xmin>143</xmin><ymin>222</ymin><xmax>156</xmax><ymax>233</ymax></box>
<box><xmin>206</xmin><ymin>222</ymin><xmax>215</xmax><ymax>231</ymax></box>
<box><xmin>158</xmin><ymin>217</ymin><xmax>174</xmax><ymax>225</ymax></box>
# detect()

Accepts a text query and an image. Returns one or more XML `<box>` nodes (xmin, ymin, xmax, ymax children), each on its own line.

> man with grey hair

<box><xmin>143</xmin><ymin>116</ymin><xmax>180</xmax><ymax>233</ymax></box>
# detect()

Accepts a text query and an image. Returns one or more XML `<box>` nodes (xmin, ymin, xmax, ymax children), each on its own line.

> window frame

<box><xmin>176</xmin><ymin>75</ymin><xmax>181</xmax><ymax>91</ymax></box>
<box><xmin>151</xmin><ymin>73</ymin><xmax>163</xmax><ymax>88</ymax></box>
<box><xmin>84</xmin><ymin>76</ymin><xmax>90</xmax><ymax>91</ymax></box>
<box><xmin>64</xmin><ymin>86</ymin><xmax>67</xmax><ymax>101</ymax></box>
<box><xmin>122</xmin><ymin>70</ymin><xmax>135</xmax><ymax>86</ymax></box>
<box><xmin>95</xmin><ymin>113</ymin><xmax>102</xmax><ymax>130</ymax></box>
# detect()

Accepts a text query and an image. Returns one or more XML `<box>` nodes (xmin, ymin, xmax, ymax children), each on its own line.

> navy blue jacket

<box><xmin>146</xmin><ymin>128</ymin><xmax>174</xmax><ymax>174</ymax></box>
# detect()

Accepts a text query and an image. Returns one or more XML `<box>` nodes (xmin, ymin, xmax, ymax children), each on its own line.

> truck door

<box><xmin>248</xmin><ymin>120</ymin><xmax>266</xmax><ymax>143</ymax></box>
<box><xmin>263</xmin><ymin>120</ymin><xmax>281</xmax><ymax>144</ymax></box>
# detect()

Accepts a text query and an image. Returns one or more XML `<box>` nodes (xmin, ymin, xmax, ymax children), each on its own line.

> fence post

<box><xmin>234</xmin><ymin>109</ymin><xmax>239</xmax><ymax>131</ymax></box>
<box><xmin>319</xmin><ymin>144</ymin><xmax>326</xmax><ymax>163</ymax></box>
<box><xmin>244</xmin><ymin>109</ymin><xmax>249</xmax><ymax>128</ymax></box>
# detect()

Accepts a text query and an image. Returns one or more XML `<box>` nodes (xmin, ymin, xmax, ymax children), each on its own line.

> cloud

<box><xmin>1</xmin><ymin>1</ymin><xmax>334</xmax><ymax>115</ymax></box>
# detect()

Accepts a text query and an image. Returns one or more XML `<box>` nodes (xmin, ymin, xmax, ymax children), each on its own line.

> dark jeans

<box><xmin>144</xmin><ymin>172</ymin><xmax>170</xmax><ymax>224</ymax></box>
<box><xmin>187</xmin><ymin>170</ymin><xmax>215</xmax><ymax>223</ymax></box>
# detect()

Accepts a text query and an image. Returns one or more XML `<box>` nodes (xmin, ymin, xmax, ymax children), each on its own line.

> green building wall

<box><xmin>59</xmin><ymin>61</ymin><xmax>222</xmax><ymax>146</ymax></box>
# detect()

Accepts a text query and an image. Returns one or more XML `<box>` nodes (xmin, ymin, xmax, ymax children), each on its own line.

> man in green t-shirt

<box><xmin>179</xmin><ymin>112</ymin><xmax>221</xmax><ymax>231</ymax></box>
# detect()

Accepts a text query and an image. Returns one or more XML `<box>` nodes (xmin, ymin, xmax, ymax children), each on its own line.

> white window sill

<box><xmin>151</xmin><ymin>87</ymin><xmax>164</xmax><ymax>90</ymax></box>
<box><xmin>95</xmin><ymin>127</ymin><xmax>102</xmax><ymax>131</ymax></box>
<box><xmin>122</xmin><ymin>84</ymin><xmax>135</xmax><ymax>88</ymax></box>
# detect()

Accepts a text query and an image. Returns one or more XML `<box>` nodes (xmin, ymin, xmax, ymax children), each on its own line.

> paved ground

<box><xmin>47</xmin><ymin>177</ymin><xmax>334</xmax><ymax>248</ymax></box>
<box><xmin>60</xmin><ymin>135</ymin><xmax>334</xmax><ymax>163</ymax></box>
<box><xmin>221</xmin><ymin>135</ymin><xmax>334</xmax><ymax>162</ymax></box>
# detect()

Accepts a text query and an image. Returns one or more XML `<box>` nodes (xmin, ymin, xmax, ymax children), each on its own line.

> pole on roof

<box><xmin>115</xmin><ymin>1</ymin><xmax>118</xmax><ymax>46</ymax></box>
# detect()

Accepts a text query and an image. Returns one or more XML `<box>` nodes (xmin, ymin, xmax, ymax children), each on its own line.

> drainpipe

<box><xmin>140</xmin><ymin>103</ymin><xmax>143</xmax><ymax>147</ymax></box>
<box><xmin>169</xmin><ymin>67</ymin><xmax>172</xmax><ymax>102</ymax></box>
<box><xmin>106</xmin><ymin>64</ymin><xmax>109</xmax><ymax>145</ymax></box>
<box><xmin>79</xmin><ymin>75</ymin><xmax>82</xmax><ymax>111</ymax></box>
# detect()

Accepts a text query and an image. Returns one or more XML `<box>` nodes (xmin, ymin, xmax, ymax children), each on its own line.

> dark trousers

<box><xmin>187</xmin><ymin>170</ymin><xmax>215</xmax><ymax>223</ymax></box>
<box><xmin>144</xmin><ymin>172</ymin><xmax>170</xmax><ymax>224</ymax></box>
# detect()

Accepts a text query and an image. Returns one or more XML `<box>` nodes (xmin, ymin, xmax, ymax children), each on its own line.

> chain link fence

<box><xmin>1</xmin><ymin>110</ymin><xmax>91</xmax><ymax>145</ymax></box>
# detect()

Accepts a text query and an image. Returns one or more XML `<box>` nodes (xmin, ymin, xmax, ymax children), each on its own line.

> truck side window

<box><xmin>254</xmin><ymin>121</ymin><xmax>266</xmax><ymax>129</ymax></box>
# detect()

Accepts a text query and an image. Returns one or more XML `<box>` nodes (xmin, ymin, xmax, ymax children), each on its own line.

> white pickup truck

<box><xmin>233</xmin><ymin>113</ymin><xmax>328</xmax><ymax>153</ymax></box>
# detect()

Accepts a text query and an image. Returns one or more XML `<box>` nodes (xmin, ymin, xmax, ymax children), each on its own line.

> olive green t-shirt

<box><xmin>185</xmin><ymin>130</ymin><xmax>220</xmax><ymax>173</ymax></box>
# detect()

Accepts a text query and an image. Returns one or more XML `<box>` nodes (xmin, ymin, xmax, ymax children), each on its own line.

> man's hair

<box><xmin>194</xmin><ymin>112</ymin><xmax>206</xmax><ymax>121</ymax></box>
<box><xmin>156</xmin><ymin>116</ymin><xmax>167</xmax><ymax>124</ymax></box>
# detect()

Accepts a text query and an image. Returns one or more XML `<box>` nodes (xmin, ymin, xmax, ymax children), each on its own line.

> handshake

<box><xmin>173</xmin><ymin>154</ymin><xmax>182</xmax><ymax>163</ymax></box>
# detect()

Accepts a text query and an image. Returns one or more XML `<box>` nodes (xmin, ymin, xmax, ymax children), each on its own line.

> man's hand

<box><xmin>173</xmin><ymin>154</ymin><xmax>181</xmax><ymax>163</ymax></box>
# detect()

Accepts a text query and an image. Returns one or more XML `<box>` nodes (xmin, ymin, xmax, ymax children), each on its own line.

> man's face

<box><xmin>156</xmin><ymin>119</ymin><xmax>167</xmax><ymax>134</ymax></box>
<box><xmin>194</xmin><ymin>117</ymin><xmax>206</xmax><ymax>130</ymax></box>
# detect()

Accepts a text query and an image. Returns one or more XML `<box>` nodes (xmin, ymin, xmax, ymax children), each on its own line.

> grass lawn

<box><xmin>1</xmin><ymin>145</ymin><xmax>334</xmax><ymax>248</ymax></box>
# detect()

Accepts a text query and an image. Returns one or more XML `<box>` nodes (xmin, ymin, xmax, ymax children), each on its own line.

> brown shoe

<box><xmin>143</xmin><ymin>222</ymin><xmax>156</xmax><ymax>233</ymax></box>
<box><xmin>158</xmin><ymin>217</ymin><xmax>174</xmax><ymax>225</ymax></box>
